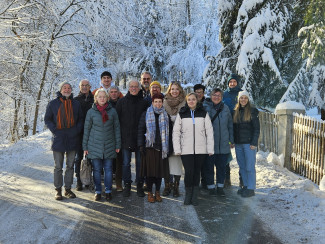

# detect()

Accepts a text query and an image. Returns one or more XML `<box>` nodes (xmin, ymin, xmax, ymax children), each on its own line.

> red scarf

<box><xmin>96</xmin><ymin>103</ymin><xmax>109</xmax><ymax>123</ymax></box>
<box><xmin>57</xmin><ymin>97</ymin><xmax>75</xmax><ymax>129</ymax></box>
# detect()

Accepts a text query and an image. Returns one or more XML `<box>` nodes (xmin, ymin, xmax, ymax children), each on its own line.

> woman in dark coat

<box><xmin>138</xmin><ymin>93</ymin><xmax>170</xmax><ymax>203</ymax></box>
<box><xmin>83</xmin><ymin>89</ymin><xmax>121</xmax><ymax>201</ymax></box>
<box><xmin>233</xmin><ymin>91</ymin><xmax>260</xmax><ymax>198</ymax></box>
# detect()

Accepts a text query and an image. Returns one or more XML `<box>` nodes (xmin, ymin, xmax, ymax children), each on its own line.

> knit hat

<box><xmin>238</xmin><ymin>90</ymin><xmax>250</xmax><ymax>100</ymax></box>
<box><xmin>101</xmin><ymin>71</ymin><xmax>112</xmax><ymax>79</ymax></box>
<box><xmin>193</xmin><ymin>84</ymin><xmax>206</xmax><ymax>92</ymax></box>
<box><xmin>227</xmin><ymin>73</ymin><xmax>240</xmax><ymax>84</ymax></box>
<box><xmin>58</xmin><ymin>81</ymin><xmax>72</xmax><ymax>92</ymax></box>
<box><xmin>150</xmin><ymin>81</ymin><xmax>162</xmax><ymax>90</ymax></box>
<box><xmin>152</xmin><ymin>93</ymin><xmax>164</xmax><ymax>102</ymax></box>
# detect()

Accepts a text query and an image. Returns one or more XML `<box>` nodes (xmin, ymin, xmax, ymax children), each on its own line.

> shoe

<box><xmin>64</xmin><ymin>188</ymin><xmax>76</xmax><ymax>198</ymax></box>
<box><xmin>237</xmin><ymin>186</ymin><xmax>247</xmax><ymax>195</ymax></box>
<box><xmin>173</xmin><ymin>181</ymin><xmax>180</xmax><ymax>197</ymax></box>
<box><xmin>105</xmin><ymin>193</ymin><xmax>112</xmax><ymax>201</ymax></box>
<box><xmin>143</xmin><ymin>182</ymin><xmax>148</xmax><ymax>192</ymax></box>
<box><xmin>76</xmin><ymin>178</ymin><xmax>83</xmax><ymax>191</ymax></box>
<box><xmin>55</xmin><ymin>188</ymin><xmax>63</xmax><ymax>200</ymax></box>
<box><xmin>162</xmin><ymin>183</ymin><xmax>171</xmax><ymax>196</ymax></box>
<box><xmin>155</xmin><ymin>191</ymin><xmax>162</xmax><ymax>202</ymax></box>
<box><xmin>148</xmin><ymin>192</ymin><xmax>155</xmax><ymax>203</ymax></box>
<box><xmin>217</xmin><ymin>187</ymin><xmax>225</xmax><ymax>197</ymax></box>
<box><xmin>123</xmin><ymin>183</ymin><xmax>131</xmax><ymax>197</ymax></box>
<box><xmin>137</xmin><ymin>183</ymin><xmax>145</xmax><ymax>197</ymax></box>
<box><xmin>116</xmin><ymin>180</ymin><xmax>123</xmax><ymax>192</ymax></box>
<box><xmin>224</xmin><ymin>179</ymin><xmax>231</xmax><ymax>188</ymax></box>
<box><xmin>184</xmin><ymin>187</ymin><xmax>192</xmax><ymax>205</ymax></box>
<box><xmin>94</xmin><ymin>193</ymin><xmax>101</xmax><ymax>201</ymax></box>
<box><xmin>191</xmin><ymin>186</ymin><xmax>199</xmax><ymax>206</ymax></box>
<box><xmin>200</xmin><ymin>182</ymin><xmax>208</xmax><ymax>190</ymax></box>
<box><xmin>242</xmin><ymin>189</ymin><xmax>255</xmax><ymax>198</ymax></box>
<box><xmin>209</xmin><ymin>188</ymin><xmax>217</xmax><ymax>196</ymax></box>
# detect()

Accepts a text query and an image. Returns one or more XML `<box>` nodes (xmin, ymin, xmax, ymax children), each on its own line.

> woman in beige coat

<box><xmin>173</xmin><ymin>92</ymin><xmax>214</xmax><ymax>205</ymax></box>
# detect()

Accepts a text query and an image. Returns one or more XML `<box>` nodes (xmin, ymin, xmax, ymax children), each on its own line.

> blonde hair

<box><xmin>166</xmin><ymin>81</ymin><xmax>185</xmax><ymax>98</ymax></box>
<box><xmin>233</xmin><ymin>97</ymin><xmax>252</xmax><ymax>123</ymax></box>
<box><xmin>94</xmin><ymin>88</ymin><xmax>109</xmax><ymax>104</ymax></box>
<box><xmin>185</xmin><ymin>92</ymin><xmax>198</xmax><ymax>101</ymax></box>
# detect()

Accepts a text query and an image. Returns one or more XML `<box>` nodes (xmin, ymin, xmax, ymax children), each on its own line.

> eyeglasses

<box><xmin>81</xmin><ymin>84</ymin><xmax>90</xmax><ymax>87</ymax></box>
<box><xmin>211</xmin><ymin>94</ymin><xmax>222</xmax><ymax>98</ymax></box>
<box><xmin>129</xmin><ymin>86</ymin><xmax>139</xmax><ymax>89</ymax></box>
<box><xmin>142</xmin><ymin>78</ymin><xmax>151</xmax><ymax>81</ymax></box>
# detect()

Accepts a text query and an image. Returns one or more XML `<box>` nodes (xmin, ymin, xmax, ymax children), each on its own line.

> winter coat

<box><xmin>223</xmin><ymin>86</ymin><xmax>242</xmax><ymax>115</ymax></box>
<box><xmin>144</xmin><ymin>93</ymin><xmax>165</xmax><ymax>107</ymax></box>
<box><xmin>82</xmin><ymin>103</ymin><xmax>121</xmax><ymax>159</ymax></box>
<box><xmin>203</xmin><ymin>100</ymin><xmax>234</xmax><ymax>154</ymax></box>
<box><xmin>116</xmin><ymin>90</ymin><xmax>148</xmax><ymax>150</ymax></box>
<box><xmin>74</xmin><ymin>92</ymin><xmax>94</xmax><ymax>120</ymax></box>
<box><xmin>44</xmin><ymin>92</ymin><xmax>84</xmax><ymax>152</ymax></box>
<box><xmin>173</xmin><ymin>104</ymin><xmax>214</xmax><ymax>155</ymax></box>
<box><xmin>233</xmin><ymin>107</ymin><xmax>260</xmax><ymax>146</ymax></box>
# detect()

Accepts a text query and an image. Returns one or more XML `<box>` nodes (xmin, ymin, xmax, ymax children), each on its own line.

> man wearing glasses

<box><xmin>140</xmin><ymin>71</ymin><xmax>152</xmax><ymax>99</ymax></box>
<box><xmin>194</xmin><ymin>84</ymin><xmax>206</xmax><ymax>103</ymax></box>
<box><xmin>74</xmin><ymin>79</ymin><xmax>94</xmax><ymax>191</ymax></box>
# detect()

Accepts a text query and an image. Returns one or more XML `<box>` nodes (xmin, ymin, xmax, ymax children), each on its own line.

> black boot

<box><xmin>191</xmin><ymin>186</ymin><xmax>199</xmax><ymax>206</ymax></box>
<box><xmin>55</xmin><ymin>188</ymin><xmax>63</xmax><ymax>200</ymax></box>
<box><xmin>76</xmin><ymin>177</ymin><xmax>83</xmax><ymax>191</ymax></box>
<box><xmin>123</xmin><ymin>183</ymin><xmax>131</xmax><ymax>197</ymax></box>
<box><xmin>162</xmin><ymin>182</ymin><xmax>171</xmax><ymax>196</ymax></box>
<box><xmin>173</xmin><ymin>176</ymin><xmax>180</xmax><ymax>197</ymax></box>
<box><xmin>184</xmin><ymin>187</ymin><xmax>192</xmax><ymax>205</ymax></box>
<box><xmin>137</xmin><ymin>182</ymin><xmax>145</xmax><ymax>197</ymax></box>
<box><xmin>217</xmin><ymin>187</ymin><xmax>225</xmax><ymax>197</ymax></box>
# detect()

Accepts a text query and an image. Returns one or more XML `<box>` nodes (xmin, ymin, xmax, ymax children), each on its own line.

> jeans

<box><xmin>205</xmin><ymin>154</ymin><xmax>228</xmax><ymax>188</ymax></box>
<box><xmin>235</xmin><ymin>144</ymin><xmax>257</xmax><ymax>190</ymax></box>
<box><xmin>53</xmin><ymin>151</ymin><xmax>76</xmax><ymax>189</ymax></box>
<box><xmin>181</xmin><ymin>154</ymin><xmax>207</xmax><ymax>187</ymax></box>
<box><xmin>92</xmin><ymin>158</ymin><xmax>113</xmax><ymax>194</ymax></box>
<box><xmin>122</xmin><ymin>148</ymin><xmax>142</xmax><ymax>185</ymax></box>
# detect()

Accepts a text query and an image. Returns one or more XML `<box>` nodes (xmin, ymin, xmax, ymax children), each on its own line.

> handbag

<box><xmin>80</xmin><ymin>155</ymin><xmax>92</xmax><ymax>186</ymax></box>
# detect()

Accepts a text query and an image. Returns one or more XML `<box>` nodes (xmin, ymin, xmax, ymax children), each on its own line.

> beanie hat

<box><xmin>238</xmin><ymin>90</ymin><xmax>250</xmax><ymax>100</ymax></box>
<box><xmin>59</xmin><ymin>81</ymin><xmax>72</xmax><ymax>92</ymax></box>
<box><xmin>227</xmin><ymin>73</ymin><xmax>240</xmax><ymax>84</ymax></box>
<box><xmin>152</xmin><ymin>93</ymin><xmax>164</xmax><ymax>102</ymax></box>
<box><xmin>101</xmin><ymin>71</ymin><xmax>112</xmax><ymax>79</ymax></box>
<box><xmin>150</xmin><ymin>81</ymin><xmax>162</xmax><ymax>90</ymax></box>
<box><xmin>193</xmin><ymin>84</ymin><xmax>206</xmax><ymax>92</ymax></box>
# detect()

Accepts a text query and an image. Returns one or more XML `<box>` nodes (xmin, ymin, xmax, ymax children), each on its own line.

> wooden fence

<box><xmin>291</xmin><ymin>113</ymin><xmax>325</xmax><ymax>185</ymax></box>
<box><xmin>258</xmin><ymin>111</ymin><xmax>279</xmax><ymax>154</ymax></box>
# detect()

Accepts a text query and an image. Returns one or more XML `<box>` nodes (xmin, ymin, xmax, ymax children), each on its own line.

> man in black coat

<box><xmin>73</xmin><ymin>79</ymin><xmax>94</xmax><ymax>191</ymax></box>
<box><xmin>45</xmin><ymin>81</ymin><xmax>83</xmax><ymax>200</ymax></box>
<box><xmin>116</xmin><ymin>80</ymin><xmax>148</xmax><ymax>197</ymax></box>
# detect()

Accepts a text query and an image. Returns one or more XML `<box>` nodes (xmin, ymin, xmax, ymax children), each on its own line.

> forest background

<box><xmin>0</xmin><ymin>0</ymin><xmax>324</xmax><ymax>143</ymax></box>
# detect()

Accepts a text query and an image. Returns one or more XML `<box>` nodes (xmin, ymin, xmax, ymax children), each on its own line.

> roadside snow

<box><xmin>0</xmin><ymin>131</ymin><xmax>324</xmax><ymax>243</ymax></box>
<box><xmin>275</xmin><ymin>101</ymin><xmax>306</xmax><ymax>111</ymax></box>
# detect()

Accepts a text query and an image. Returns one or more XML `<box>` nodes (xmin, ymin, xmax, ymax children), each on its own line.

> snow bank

<box><xmin>275</xmin><ymin>101</ymin><xmax>306</xmax><ymax>111</ymax></box>
<box><xmin>320</xmin><ymin>176</ymin><xmax>325</xmax><ymax>191</ymax></box>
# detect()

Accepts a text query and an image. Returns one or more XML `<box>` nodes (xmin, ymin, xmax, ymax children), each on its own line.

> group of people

<box><xmin>44</xmin><ymin>71</ymin><xmax>260</xmax><ymax>205</ymax></box>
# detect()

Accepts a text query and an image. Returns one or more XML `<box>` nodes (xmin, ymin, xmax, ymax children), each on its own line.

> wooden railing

<box><xmin>258</xmin><ymin>111</ymin><xmax>279</xmax><ymax>154</ymax></box>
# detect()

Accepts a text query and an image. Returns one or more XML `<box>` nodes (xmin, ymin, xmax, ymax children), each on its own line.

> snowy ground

<box><xmin>0</xmin><ymin>130</ymin><xmax>324</xmax><ymax>243</ymax></box>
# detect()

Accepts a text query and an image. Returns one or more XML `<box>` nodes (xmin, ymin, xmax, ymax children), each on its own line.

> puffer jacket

<box><xmin>83</xmin><ymin>103</ymin><xmax>121</xmax><ymax>159</ymax></box>
<box><xmin>203</xmin><ymin>99</ymin><xmax>234</xmax><ymax>154</ymax></box>
<box><xmin>44</xmin><ymin>92</ymin><xmax>83</xmax><ymax>152</ymax></box>
<box><xmin>223</xmin><ymin>86</ymin><xmax>242</xmax><ymax>115</ymax></box>
<box><xmin>233</xmin><ymin>107</ymin><xmax>260</xmax><ymax>146</ymax></box>
<box><xmin>173</xmin><ymin>104</ymin><xmax>214</xmax><ymax>155</ymax></box>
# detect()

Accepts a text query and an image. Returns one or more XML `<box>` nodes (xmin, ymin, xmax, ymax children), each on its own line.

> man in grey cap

<box><xmin>45</xmin><ymin>81</ymin><xmax>84</xmax><ymax>200</ymax></box>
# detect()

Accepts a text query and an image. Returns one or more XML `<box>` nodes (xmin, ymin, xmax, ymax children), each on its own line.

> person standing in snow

<box><xmin>223</xmin><ymin>73</ymin><xmax>242</xmax><ymax>187</ymax></box>
<box><xmin>92</xmin><ymin>71</ymin><xmax>123</xmax><ymax>98</ymax></box>
<box><xmin>233</xmin><ymin>91</ymin><xmax>260</xmax><ymax>198</ymax></box>
<box><xmin>83</xmin><ymin>89</ymin><xmax>121</xmax><ymax>201</ymax></box>
<box><xmin>44</xmin><ymin>81</ymin><xmax>84</xmax><ymax>200</ymax></box>
<box><xmin>140</xmin><ymin>71</ymin><xmax>152</xmax><ymax>99</ymax></box>
<box><xmin>73</xmin><ymin>79</ymin><xmax>94</xmax><ymax>191</ymax></box>
<box><xmin>173</xmin><ymin>92</ymin><xmax>214</xmax><ymax>205</ymax></box>
<box><xmin>203</xmin><ymin>88</ymin><xmax>234</xmax><ymax>197</ymax></box>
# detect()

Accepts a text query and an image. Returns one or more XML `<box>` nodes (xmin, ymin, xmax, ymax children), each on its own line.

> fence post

<box><xmin>275</xmin><ymin>103</ymin><xmax>305</xmax><ymax>170</ymax></box>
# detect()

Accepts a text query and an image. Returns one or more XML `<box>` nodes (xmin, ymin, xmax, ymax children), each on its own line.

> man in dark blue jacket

<box><xmin>45</xmin><ymin>81</ymin><xmax>83</xmax><ymax>200</ymax></box>
<box><xmin>223</xmin><ymin>73</ymin><xmax>242</xmax><ymax>187</ymax></box>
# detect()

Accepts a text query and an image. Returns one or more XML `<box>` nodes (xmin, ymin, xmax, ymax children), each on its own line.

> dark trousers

<box><xmin>205</xmin><ymin>154</ymin><xmax>228</xmax><ymax>187</ymax></box>
<box><xmin>74</xmin><ymin>148</ymin><xmax>83</xmax><ymax>179</ymax></box>
<box><xmin>181</xmin><ymin>154</ymin><xmax>207</xmax><ymax>187</ymax></box>
<box><xmin>147</xmin><ymin>177</ymin><xmax>162</xmax><ymax>192</ymax></box>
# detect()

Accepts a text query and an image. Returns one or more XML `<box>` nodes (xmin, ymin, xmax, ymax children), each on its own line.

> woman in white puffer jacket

<box><xmin>173</xmin><ymin>92</ymin><xmax>214</xmax><ymax>206</ymax></box>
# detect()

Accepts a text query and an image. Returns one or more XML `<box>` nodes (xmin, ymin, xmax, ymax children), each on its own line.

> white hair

<box><xmin>79</xmin><ymin>79</ymin><xmax>90</xmax><ymax>86</ymax></box>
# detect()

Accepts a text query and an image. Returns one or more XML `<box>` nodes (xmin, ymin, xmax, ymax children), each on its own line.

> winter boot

<box><xmin>209</xmin><ymin>188</ymin><xmax>217</xmax><ymax>196</ymax></box>
<box><xmin>184</xmin><ymin>187</ymin><xmax>192</xmax><ymax>205</ymax></box>
<box><xmin>94</xmin><ymin>193</ymin><xmax>101</xmax><ymax>201</ymax></box>
<box><xmin>217</xmin><ymin>187</ymin><xmax>226</xmax><ymax>197</ymax></box>
<box><xmin>55</xmin><ymin>188</ymin><xmax>63</xmax><ymax>200</ymax></box>
<box><xmin>155</xmin><ymin>191</ymin><xmax>162</xmax><ymax>202</ymax></box>
<box><xmin>116</xmin><ymin>179</ymin><xmax>123</xmax><ymax>192</ymax></box>
<box><xmin>147</xmin><ymin>192</ymin><xmax>155</xmax><ymax>203</ymax></box>
<box><xmin>76</xmin><ymin>177</ymin><xmax>83</xmax><ymax>191</ymax></box>
<box><xmin>162</xmin><ymin>183</ymin><xmax>171</xmax><ymax>196</ymax></box>
<box><xmin>224</xmin><ymin>178</ymin><xmax>231</xmax><ymax>188</ymax></box>
<box><xmin>191</xmin><ymin>186</ymin><xmax>199</xmax><ymax>206</ymax></box>
<box><xmin>64</xmin><ymin>188</ymin><xmax>76</xmax><ymax>198</ymax></box>
<box><xmin>123</xmin><ymin>183</ymin><xmax>131</xmax><ymax>197</ymax></box>
<box><xmin>242</xmin><ymin>189</ymin><xmax>255</xmax><ymax>198</ymax></box>
<box><xmin>237</xmin><ymin>186</ymin><xmax>247</xmax><ymax>195</ymax></box>
<box><xmin>137</xmin><ymin>182</ymin><xmax>145</xmax><ymax>197</ymax></box>
<box><xmin>105</xmin><ymin>193</ymin><xmax>112</xmax><ymax>201</ymax></box>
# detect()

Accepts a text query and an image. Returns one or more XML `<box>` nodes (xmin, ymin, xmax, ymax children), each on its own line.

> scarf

<box><xmin>96</xmin><ymin>103</ymin><xmax>109</xmax><ymax>123</ymax></box>
<box><xmin>57</xmin><ymin>97</ymin><xmax>75</xmax><ymax>129</ymax></box>
<box><xmin>164</xmin><ymin>93</ymin><xmax>185</xmax><ymax>115</ymax></box>
<box><xmin>145</xmin><ymin>105</ymin><xmax>169</xmax><ymax>159</ymax></box>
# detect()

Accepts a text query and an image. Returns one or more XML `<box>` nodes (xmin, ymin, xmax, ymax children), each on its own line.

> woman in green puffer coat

<box><xmin>83</xmin><ymin>89</ymin><xmax>121</xmax><ymax>201</ymax></box>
